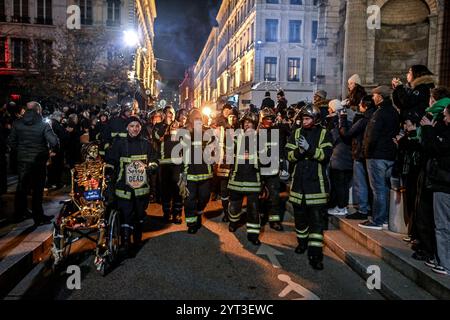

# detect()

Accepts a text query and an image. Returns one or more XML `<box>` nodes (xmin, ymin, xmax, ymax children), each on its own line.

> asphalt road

<box><xmin>46</xmin><ymin>199</ymin><xmax>384</xmax><ymax>300</ymax></box>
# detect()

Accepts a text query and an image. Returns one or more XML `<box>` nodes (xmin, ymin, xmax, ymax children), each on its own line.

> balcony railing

<box><xmin>35</xmin><ymin>17</ymin><xmax>53</xmax><ymax>25</ymax></box>
<box><xmin>11</xmin><ymin>16</ymin><xmax>31</xmax><ymax>24</ymax></box>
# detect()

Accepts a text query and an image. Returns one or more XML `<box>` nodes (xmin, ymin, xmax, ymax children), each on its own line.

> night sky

<box><xmin>154</xmin><ymin>0</ymin><xmax>221</xmax><ymax>89</ymax></box>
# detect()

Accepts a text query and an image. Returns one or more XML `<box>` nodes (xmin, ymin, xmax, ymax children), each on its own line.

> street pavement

<box><xmin>48</xmin><ymin>199</ymin><xmax>384</xmax><ymax>300</ymax></box>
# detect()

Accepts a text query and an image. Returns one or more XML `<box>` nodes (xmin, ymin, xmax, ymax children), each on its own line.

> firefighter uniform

<box><xmin>228</xmin><ymin>113</ymin><xmax>262</xmax><ymax>245</ymax></box>
<box><xmin>181</xmin><ymin>122</ymin><xmax>214</xmax><ymax>234</ymax></box>
<box><xmin>105</xmin><ymin>121</ymin><xmax>158</xmax><ymax>248</ymax></box>
<box><xmin>286</xmin><ymin>105</ymin><xmax>333</xmax><ymax>270</ymax></box>
<box><xmin>258</xmin><ymin>108</ymin><xmax>283</xmax><ymax>230</ymax></box>
<box><xmin>216</xmin><ymin>123</ymin><xmax>234</xmax><ymax>222</ymax></box>
<box><xmin>153</xmin><ymin>109</ymin><xmax>183</xmax><ymax>223</ymax></box>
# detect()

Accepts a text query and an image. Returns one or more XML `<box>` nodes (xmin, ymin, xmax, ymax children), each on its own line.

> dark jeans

<box><xmin>414</xmin><ymin>169</ymin><xmax>436</xmax><ymax>258</ymax></box>
<box><xmin>47</xmin><ymin>152</ymin><xmax>64</xmax><ymax>187</ymax></box>
<box><xmin>15</xmin><ymin>161</ymin><xmax>47</xmax><ymax>222</ymax></box>
<box><xmin>329</xmin><ymin>169</ymin><xmax>352</xmax><ymax>209</ymax></box>
<box><xmin>353</xmin><ymin>160</ymin><xmax>370</xmax><ymax>214</ymax></box>
<box><xmin>366</xmin><ymin>159</ymin><xmax>394</xmax><ymax>226</ymax></box>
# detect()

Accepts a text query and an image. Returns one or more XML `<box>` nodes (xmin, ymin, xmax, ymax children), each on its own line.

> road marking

<box><xmin>256</xmin><ymin>243</ymin><xmax>284</xmax><ymax>268</ymax></box>
<box><xmin>278</xmin><ymin>274</ymin><xmax>320</xmax><ymax>300</ymax></box>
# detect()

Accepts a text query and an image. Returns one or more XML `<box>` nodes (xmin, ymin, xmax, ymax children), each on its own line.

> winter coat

<box><xmin>392</xmin><ymin>75</ymin><xmax>435</xmax><ymax>123</ymax></box>
<box><xmin>421</xmin><ymin>121</ymin><xmax>450</xmax><ymax>194</ymax></box>
<box><xmin>261</xmin><ymin>97</ymin><xmax>275</xmax><ymax>109</ymax></box>
<box><xmin>8</xmin><ymin>110</ymin><xmax>59</xmax><ymax>164</ymax></box>
<box><xmin>363</xmin><ymin>99</ymin><xmax>400</xmax><ymax>161</ymax></box>
<box><xmin>326</xmin><ymin>115</ymin><xmax>353</xmax><ymax>171</ymax></box>
<box><xmin>347</xmin><ymin>84</ymin><xmax>366</xmax><ymax>110</ymax></box>
<box><xmin>339</xmin><ymin>105</ymin><xmax>376</xmax><ymax>161</ymax></box>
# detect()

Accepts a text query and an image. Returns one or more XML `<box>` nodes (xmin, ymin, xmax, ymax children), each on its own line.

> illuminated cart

<box><xmin>51</xmin><ymin>143</ymin><xmax>120</xmax><ymax>276</ymax></box>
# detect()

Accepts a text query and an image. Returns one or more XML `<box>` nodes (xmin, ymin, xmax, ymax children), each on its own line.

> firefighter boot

<box><xmin>270</xmin><ymin>221</ymin><xmax>284</xmax><ymax>231</ymax></box>
<box><xmin>309</xmin><ymin>255</ymin><xmax>324</xmax><ymax>270</ymax></box>
<box><xmin>247</xmin><ymin>233</ymin><xmax>261</xmax><ymax>246</ymax></box>
<box><xmin>295</xmin><ymin>238</ymin><xmax>308</xmax><ymax>255</ymax></box>
<box><xmin>122</xmin><ymin>227</ymin><xmax>132</xmax><ymax>257</ymax></box>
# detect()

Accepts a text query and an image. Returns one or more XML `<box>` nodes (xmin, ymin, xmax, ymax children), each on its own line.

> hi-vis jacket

<box><xmin>181</xmin><ymin>127</ymin><xmax>214</xmax><ymax>182</ymax></box>
<box><xmin>258</xmin><ymin>127</ymin><xmax>280</xmax><ymax>177</ymax></box>
<box><xmin>228</xmin><ymin>130</ymin><xmax>261</xmax><ymax>193</ymax></box>
<box><xmin>103</xmin><ymin>116</ymin><xmax>128</xmax><ymax>152</ymax></box>
<box><xmin>153</xmin><ymin>121</ymin><xmax>182</xmax><ymax>165</ymax></box>
<box><xmin>105</xmin><ymin>134</ymin><xmax>158</xmax><ymax>200</ymax></box>
<box><xmin>286</xmin><ymin>126</ymin><xmax>333</xmax><ymax>206</ymax></box>
<box><xmin>216</xmin><ymin>125</ymin><xmax>234</xmax><ymax>178</ymax></box>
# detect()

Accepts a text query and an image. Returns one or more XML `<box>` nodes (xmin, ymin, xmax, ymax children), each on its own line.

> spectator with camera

<box><xmin>359</xmin><ymin>86</ymin><xmax>399</xmax><ymax>230</ymax></box>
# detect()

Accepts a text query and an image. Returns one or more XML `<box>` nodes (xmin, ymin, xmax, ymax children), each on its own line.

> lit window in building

<box><xmin>185</xmin><ymin>87</ymin><xmax>189</xmax><ymax>99</ymax></box>
<box><xmin>288</xmin><ymin>58</ymin><xmax>301</xmax><ymax>82</ymax></box>
<box><xmin>0</xmin><ymin>0</ymin><xmax>6</xmax><ymax>22</ymax></box>
<box><xmin>78</xmin><ymin>0</ymin><xmax>93</xmax><ymax>25</ymax></box>
<box><xmin>310</xmin><ymin>58</ymin><xmax>317</xmax><ymax>82</ymax></box>
<box><xmin>11</xmin><ymin>38</ymin><xmax>29</xmax><ymax>69</ymax></box>
<box><xmin>289</xmin><ymin>20</ymin><xmax>302</xmax><ymax>43</ymax></box>
<box><xmin>107</xmin><ymin>0</ymin><xmax>121</xmax><ymax>26</ymax></box>
<box><xmin>12</xmin><ymin>0</ymin><xmax>30</xmax><ymax>23</ymax></box>
<box><xmin>312</xmin><ymin>20</ymin><xmax>318</xmax><ymax>43</ymax></box>
<box><xmin>0</xmin><ymin>37</ymin><xmax>6</xmax><ymax>67</ymax></box>
<box><xmin>264</xmin><ymin>57</ymin><xmax>277</xmax><ymax>81</ymax></box>
<box><xmin>36</xmin><ymin>40</ymin><xmax>52</xmax><ymax>67</ymax></box>
<box><xmin>36</xmin><ymin>0</ymin><xmax>52</xmax><ymax>25</ymax></box>
<box><xmin>290</xmin><ymin>0</ymin><xmax>302</xmax><ymax>4</ymax></box>
<box><xmin>265</xmin><ymin>19</ymin><xmax>278</xmax><ymax>42</ymax></box>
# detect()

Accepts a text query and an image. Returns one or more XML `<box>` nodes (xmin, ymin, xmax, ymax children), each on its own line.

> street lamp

<box><xmin>123</xmin><ymin>30</ymin><xmax>140</xmax><ymax>47</ymax></box>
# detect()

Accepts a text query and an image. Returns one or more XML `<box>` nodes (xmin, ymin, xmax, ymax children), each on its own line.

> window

<box><xmin>266</xmin><ymin>0</ymin><xmax>278</xmax><ymax>3</ymax></box>
<box><xmin>264</xmin><ymin>57</ymin><xmax>277</xmax><ymax>81</ymax></box>
<box><xmin>36</xmin><ymin>40</ymin><xmax>52</xmax><ymax>67</ymax></box>
<box><xmin>11</xmin><ymin>38</ymin><xmax>29</xmax><ymax>68</ymax></box>
<box><xmin>78</xmin><ymin>0</ymin><xmax>92</xmax><ymax>25</ymax></box>
<box><xmin>312</xmin><ymin>20</ymin><xmax>318</xmax><ymax>43</ymax></box>
<box><xmin>37</xmin><ymin>0</ymin><xmax>52</xmax><ymax>25</ymax></box>
<box><xmin>288</xmin><ymin>58</ymin><xmax>301</xmax><ymax>82</ymax></box>
<box><xmin>313</xmin><ymin>0</ymin><xmax>319</xmax><ymax>5</ymax></box>
<box><xmin>107</xmin><ymin>0</ymin><xmax>120</xmax><ymax>26</ymax></box>
<box><xmin>289</xmin><ymin>20</ymin><xmax>302</xmax><ymax>43</ymax></box>
<box><xmin>265</xmin><ymin>19</ymin><xmax>278</xmax><ymax>42</ymax></box>
<box><xmin>310</xmin><ymin>58</ymin><xmax>317</xmax><ymax>82</ymax></box>
<box><xmin>290</xmin><ymin>0</ymin><xmax>302</xmax><ymax>4</ymax></box>
<box><xmin>12</xmin><ymin>0</ymin><xmax>29</xmax><ymax>23</ymax></box>
<box><xmin>0</xmin><ymin>0</ymin><xmax>6</xmax><ymax>22</ymax></box>
<box><xmin>0</xmin><ymin>37</ymin><xmax>5</xmax><ymax>67</ymax></box>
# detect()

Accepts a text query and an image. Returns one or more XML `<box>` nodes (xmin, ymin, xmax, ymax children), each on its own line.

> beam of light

<box><xmin>123</xmin><ymin>30</ymin><xmax>139</xmax><ymax>47</ymax></box>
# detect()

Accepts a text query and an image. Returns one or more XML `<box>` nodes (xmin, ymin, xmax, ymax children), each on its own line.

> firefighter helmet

<box><xmin>240</xmin><ymin>111</ymin><xmax>258</xmax><ymax>127</ymax></box>
<box><xmin>298</xmin><ymin>104</ymin><xmax>321</xmax><ymax>124</ymax></box>
<box><xmin>259</xmin><ymin>107</ymin><xmax>276</xmax><ymax>122</ymax></box>
<box><xmin>120</xmin><ymin>96</ymin><xmax>134</xmax><ymax>113</ymax></box>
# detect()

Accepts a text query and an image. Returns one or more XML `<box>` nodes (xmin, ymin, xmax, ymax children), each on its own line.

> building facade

<box><xmin>179</xmin><ymin>65</ymin><xmax>194</xmax><ymax>110</ymax></box>
<box><xmin>0</xmin><ymin>0</ymin><xmax>158</xmax><ymax>107</ymax></box>
<box><xmin>316</xmin><ymin>0</ymin><xmax>449</xmax><ymax>98</ymax></box>
<box><xmin>194</xmin><ymin>0</ymin><xmax>320</xmax><ymax>110</ymax></box>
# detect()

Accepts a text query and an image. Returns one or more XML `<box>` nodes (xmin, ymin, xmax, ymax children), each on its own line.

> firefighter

<box><xmin>216</xmin><ymin>106</ymin><xmax>239</xmax><ymax>222</ymax></box>
<box><xmin>228</xmin><ymin>112</ymin><xmax>262</xmax><ymax>246</ymax></box>
<box><xmin>285</xmin><ymin>104</ymin><xmax>333</xmax><ymax>270</ymax></box>
<box><xmin>153</xmin><ymin>106</ymin><xmax>183</xmax><ymax>224</ymax></box>
<box><xmin>105</xmin><ymin>116</ymin><xmax>158</xmax><ymax>254</ymax></box>
<box><xmin>258</xmin><ymin>107</ymin><xmax>283</xmax><ymax>231</ymax></box>
<box><xmin>179</xmin><ymin>109</ymin><xmax>214</xmax><ymax>234</ymax></box>
<box><xmin>103</xmin><ymin>97</ymin><xmax>134</xmax><ymax>155</ymax></box>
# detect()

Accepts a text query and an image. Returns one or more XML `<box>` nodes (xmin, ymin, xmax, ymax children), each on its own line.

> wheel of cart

<box><xmin>51</xmin><ymin>200</ymin><xmax>77</xmax><ymax>272</ymax></box>
<box><xmin>97</xmin><ymin>208</ymin><xmax>121</xmax><ymax>276</ymax></box>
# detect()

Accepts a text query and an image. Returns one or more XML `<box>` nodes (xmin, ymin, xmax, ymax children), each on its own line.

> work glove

<box><xmin>296</xmin><ymin>136</ymin><xmax>310</xmax><ymax>153</ymax></box>
<box><xmin>177</xmin><ymin>172</ymin><xmax>190</xmax><ymax>199</ymax></box>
